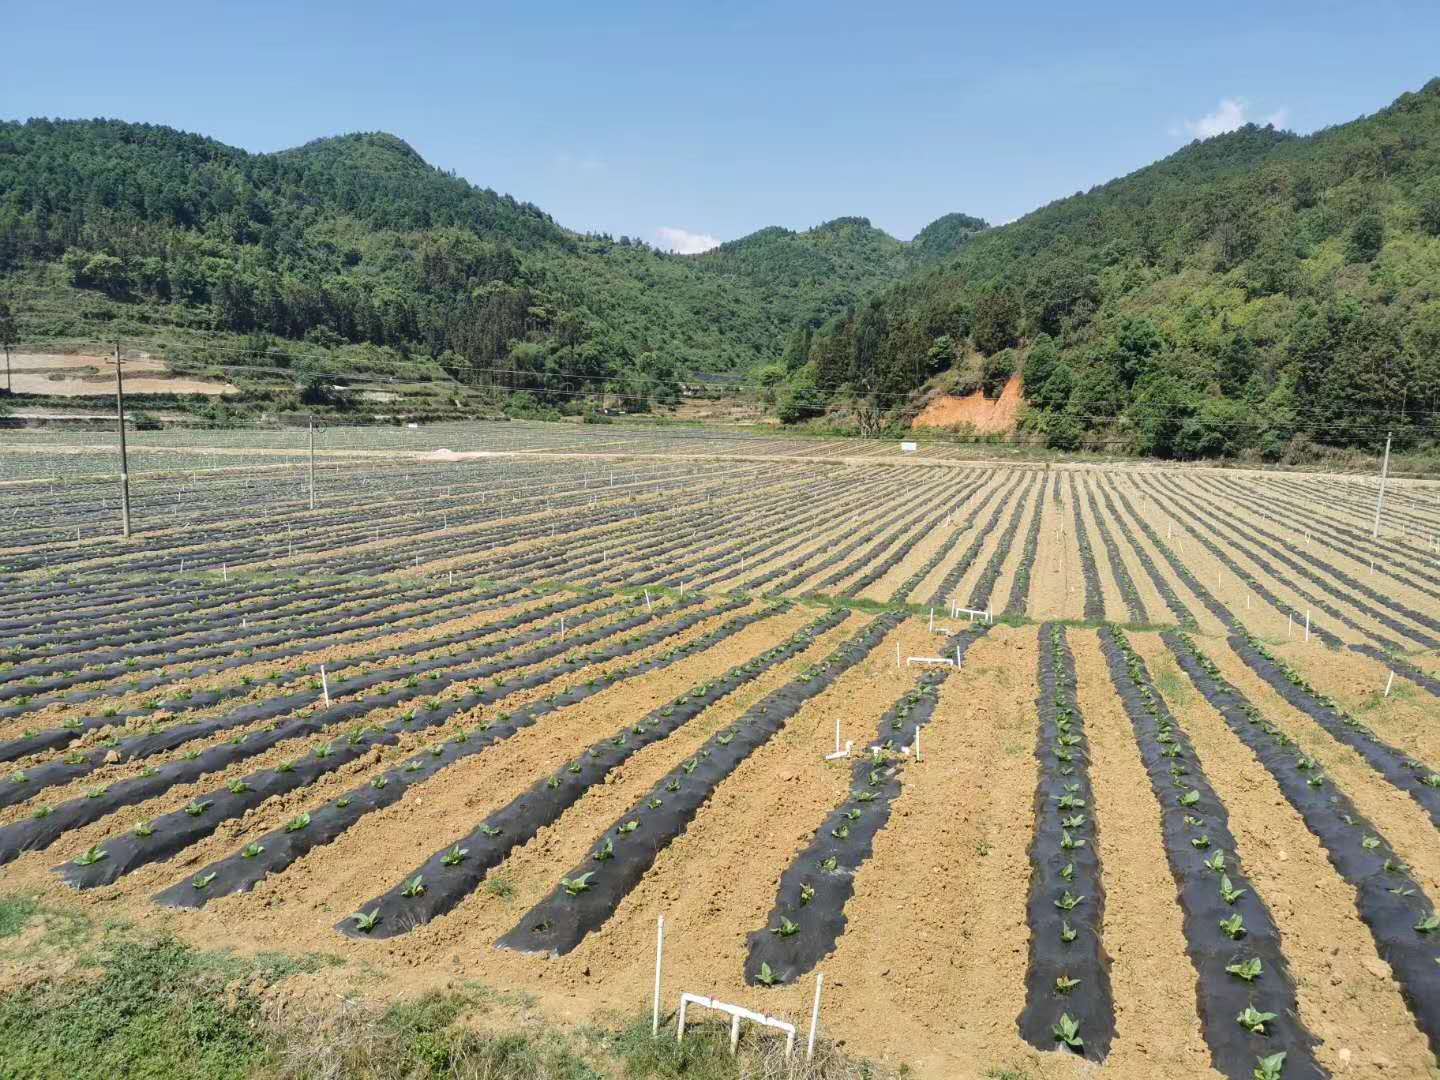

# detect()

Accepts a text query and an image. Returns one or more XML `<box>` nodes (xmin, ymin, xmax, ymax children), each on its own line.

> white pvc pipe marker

<box><xmin>320</xmin><ymin>665</ymin><xmax>330</xmax><ymax>706</ymax></box>
<box><xmin>652</xmin><ymin>915</ymin><xmax>665</xmax><ymax>1036</ymax></box>
<box><xmin>806</xmin><ymin>973</ymin><xmax>824</xmax><ymax>1062</ymax></box>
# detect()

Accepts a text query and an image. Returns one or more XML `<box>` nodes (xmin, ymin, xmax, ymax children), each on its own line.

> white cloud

<box><xmin>655</xmin><ymin>226</ymin><xmax>721</xmax><ymax>254</ymax></box>
<box><xmin>1172</xmin><ymin>97</ymin><xmax>1290</xmax><ymax>140</ymax></box>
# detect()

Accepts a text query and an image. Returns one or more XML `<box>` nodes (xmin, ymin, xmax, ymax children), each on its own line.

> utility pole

<box><xmin>1371</xmin><ymin>430</ymin><xmax>1392</xmax><ymax>540</ymax></box>
<box><xmin>114</xmin><ymin>343</ymin><xmax>132</xmax><ymax>539</ymax></box>
<box><xmin>308</xmin><ymin>416</ymin><xmax>316</xmax><ymax>511</ymax></box>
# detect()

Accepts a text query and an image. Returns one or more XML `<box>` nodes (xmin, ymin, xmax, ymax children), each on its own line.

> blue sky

<box><xmin>5</xmin><ymin>1</ymin><xmax>1438</xmax><ymax>250</ymax></box>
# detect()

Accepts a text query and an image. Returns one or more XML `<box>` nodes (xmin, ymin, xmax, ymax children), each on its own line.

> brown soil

<box><xmin>912</xmin><ymin>376</ymin><xmax>1023</xmax><ymax>436</ymax></box>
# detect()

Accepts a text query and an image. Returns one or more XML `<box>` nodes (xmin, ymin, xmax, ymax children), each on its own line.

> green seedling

<box><xmin>1052</xmin><ymin>1013</ymin><xmax>1083</xmax><ymax>1050</ymax></box>
<box><xmin>242</xmin><ymin>843</ymin><xmax>264</xmax><ymax>859</ymax></box>
<box><xmin>1191</xmin><ymin>835</ymin><xmax>1211</xmax><ymax>849</ymax></box>
<box><xmin>351</xmin><ymin>910</ymin><xmax>380</xmax><ymax>932</ymax></box>
<box><xmin>441</xmin><ymin>846</ymin><xmax>468</xmax><ymax>866</ymax></box>
<box><xmin>665</xmin><ymin>778</ymin><xmax>680</xmax><ymax>792</ymax></box>
<box><xmin>1060</xmin><ymin>921</ymin><xmax>1077</xmax><ymax>943</ymax></box>
<box><xmin>819</xmin><ymin>856</ymin><xmax>839</xmax><ymax>873</ymax></box>
<box><xmin>1060</xmin><ymin>862</ymin><xmax>1075</xmax><ymax>882</ymax></box>
<box><xmin>73</xmin><ymin>846</ymin><xmax>106</xmax><ymax>866</ymax></box>
<box><xmin>1220</xmin><ymin>874</ymin><xmax>1245</xmax><ymax>904</ymax></box>
<box><xmin>800</xmin><ymin>884</ymin><xmax>815</xmax><ymax>905</ymax></box>
<box><xmin>756</xmin><ymin>961</ymin><xmax>779</xmax><ymax>986</ymax></box>
<box><xmin>1061</xmin><ymin>814</ymin><xmax>1086</xmax><ymax>829</ymax></box>
<box><xmin>1060</xmin><ymin>829</ymin><xmax>1085</xmax><ymax>850</ymax></box>
<box><xmin>593</xmin><ymin>838</ymin><xmax>614</xmax><ymax>861</ymax></box>
<box><xmin>617</xmin><ymin>820</ymin><xmax>639</xmax><ymax>834</ymax></box>
<box><xmin>1227</xmin><ymin>957</ymin><xmax>1263</xmax><ymax>982</ymax></box>
<box><xmin>646</xmin><ymin>797</ymin><xmax>663</xmax><ymax>809</ymax></box>
<box><xmin>1179</xmin><ymin>789</ymin><xmax>1200</xmax><ymax>807</ymax></box>
<box><xmin>831</xmin><ymin>824</ymin><xmax>850</xmax><ymax>840</ymax></box>
<box><xmin>1220</xmin><ymin>914</ymin><xmax>1246</xmax><ymax>939</ymax></box>
<box><xmin>1204</xmin><ymin>851</ymin><xmax>1226</xmax><ymax>873</ymax></box>
<box><xmin>336</xmin><ymin>797</ymin><xmax>352</xmax><ymax>809</ymax></box>
<box><xmin>372</xmin><ymin>776</ymin><xmax>389</xmax><ymax>789</ymax></box>
<box><xmin>567</xmin><ymin>763</ymin><xmax>582</xmax><ymax>774</ymax></box>
<box><xmin>561</xmin><ymin>872</ymin><xmax>595</xmax><ymax>896</ymax></box>
<box><xmin>771</xmin><ymin>916</ymin><xmax>799</xmax><ymax>937</ymax></box>
<box><xmin>479</xmin><ymin>824</ymin><xmax>502</xmax><ymax>837</ymax></box>
<box><xmin>227</xmin><ymin>780</ymin><xmax>250</xmax><ymax>795</ymax></box>
<box><xmin>1055</xmin><ymin>974</ymin><xmax>1080</xmax><ymax>993</ymax></box>
<box><xmin>1254</xmin><ymin>1052</ymin><xmax>1286</xmax><ymax>1080</ymax></box>
<box><xmin>284</xmin><ymin>812</ymin><xmax>310</xmax><ymax>832</ymax></box>
<box><xmin>1414</xmin><ymin>914</ymin><xmax>1440</xmax><ymax>934</ymax></box>
<box><xmin>401</xmin><ymin>875</ymin><xmax>425</xmax><ymax>897</ymax></box>
<box><xmin>1237</xmin><ymin>1007</ymin><xmax>1276</xmax><ymax>1035</ymax></box>
<box><xmin>185</xmin><ymin>800</ymin><xmax>211</xmax><ymax>817</ymax></box>
<box><xmin>192</xmin><ymin>871</ymin><xmax>217</xmax><ymax>890</ymax></box>
<box><xmin>1054</xmin><ymin>891</ymin><xmax>1083</xmax><ymax>911</ymax></box>
<box><xmin>855</xmin><ymin>790</ymin><xmax>878</xmax><ymax>802</ymax></box>
<box><xmin>133</xmin><ymin>820</ymin><xmax>155</xmax><ymax>838</ymax></box>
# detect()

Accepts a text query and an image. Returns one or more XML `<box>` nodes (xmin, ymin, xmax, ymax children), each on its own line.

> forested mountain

<box><xmin>0</xmin><ymin>119</ymin><xmax>983</xmax><ymax>413</ymax></box>
<box><xmin>786</xmin><ymin>79</ymin><xmax>1440</xmax><ymax>458</ymax></box>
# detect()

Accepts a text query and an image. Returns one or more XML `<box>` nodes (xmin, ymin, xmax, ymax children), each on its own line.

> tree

<box><xmin>0</xmin><ymin>298</ymin><xmax>15</xmax><ymax>394</ymax></box>
<box><xmin>1418</xmin><ymin>179</ymin><xmax>1440</xmax><ymax>237</ymax></box>
<box><xmin>972</xmin><ymin>289</ymin><xmax>1019</xmax><ymax>355</ymax></box>
<box><xmin>1345</xmin><ymin>210</ymin><xmax>1385</xmax><ymax>263</ymax></box>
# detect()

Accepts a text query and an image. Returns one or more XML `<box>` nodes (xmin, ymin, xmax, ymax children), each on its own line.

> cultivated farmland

<box><xmin>1</xmin><ymin>421</ymin><xmax>1438</xmax><ymax>1079</ymax></box>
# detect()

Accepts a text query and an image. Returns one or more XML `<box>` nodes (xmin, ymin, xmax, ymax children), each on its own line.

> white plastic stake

<box><xmin>652</xmin><ymin>915</ymin><xmax>665</xmax><ymax>1037</ymax></box>
<box><xmin>806</xmin><ymin>973</ymin><xmax>824</xmax><ymax>1063</ymax></box>
<box><xmin>320</xmin><ymin>665</ymin><xmax>330</xmax><ymax>706</ymax></box>
<box><xmin>644</xmin><ymin>589</ymin><xmax>652</xmax><ymax>613</ymax></box>
<box><xmin>222</xmin><ymin>564</ymin><xmax>228</xmax><ymax>583</ymax></box>
<box><xmin>560</xmin><ymin>616</ymin><xmax>566</xmax><ymax>641</ymax></box>
<box><xmin>834</xmin><ymin>718</ymin><xmax>841</xmax><ymax>755</ymax></box>
<box><xmin>449</xmin><ymin>570</ymin><xmax>454</xmax><ymax>586</ymax></box>
<box><xmin>1384</xmin><ymin>671</ymin><xmax>1395</xmax><ymax>697</ymax></box>
<box><xmin>928</xmin><ymin>608</ymin><xmax>934</xmax><ymax>631</ymax></box>
<box><xmin>914</xmin><ymin>725</ymin><xmax>922</xmax><ymax>763</ymax></box>
<box><xmin>895</xmin><ymin>640</ymin><xmax>900</xmax><ymax>668</ymax></box>
<box><xmin>1304</xmin><ymin>609</ymin><xmax>1311</xmax><ymax>642</ymax></box>
<box><xmin>1287</xmin><ymin>613</ymin><xmax>1293</xmax><ymax>638</ymax></box>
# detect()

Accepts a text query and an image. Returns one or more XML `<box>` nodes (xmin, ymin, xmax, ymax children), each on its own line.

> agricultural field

<box><xmin>1</xmin><ymin>420</ymin><xmax>1438</xmax><ymax>1080</ymax></box>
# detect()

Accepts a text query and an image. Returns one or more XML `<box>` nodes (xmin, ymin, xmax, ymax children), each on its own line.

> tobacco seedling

<box><xmin>1220</xmin><ymin>914</ymin><xmax>1246</xmax><ymax>939</ymax></box>
<box><xmin>401</xmin><ymin>875</ymin><xmax>425</xmax><ymax>897</ymax></box>
<box><xmin>617</xmin><ymin>820</ymin><xmax>639</xmax><ymax>834</ymax></box>
<box><xmin>1254</xmin><ymin>1052</ymin><xmax>1286</xmax><ymax>1080</ymax></box>
<box><xmin>1219</xmin><ymin>875</ymin><xmax>1245</xmax><ymax>904</ymax></box>
<box><xmin>1060</xmin><ymin>921</ymin><xmax>1077</xmax><ymax>943</ymax></box>
<box><xmin>1204</xmin><ymin>851</ymin><xmax>1226</xmax><ymax>873</ymax></box>
<box><xmin>831</xmin><ymin>824</ymin><xmax>850</xmax><ymax>840</ymax></box>
<box><xmin>1060</xmin><ymin>829</ymin><xmax>1085</xmax><ymax>850</ymax></box>
<box><xmin>756</xmin><ymin>961</ymin><xmax>779</xmax><ymax>986</ymax></box>
<box><xmin>1179</xmin><ymin>789</ymin><xmax>1200</xmax><ymax>807</ymax></box>
<box><xmin>479</xmin><ymin>824</ymin><xmax>502</xmax><ymax>837</ymax></box>
<box><xmin>1060</xmin><ymin>862</ymin><xmax>1074</xmax><ymax>882</ymax></box>
<box><xmin>800</xmin><ymin>884</ymin><xmax>815</xmax><ymax>905</ymax></box>
<box><xmin>133</xmin><ymin>820</ymin><xmax>155</xmax><ymax>838</ymax></box>
<box><xmin>192</xmin><ymin>871</ymin><xmax>217</xmax><ymax>890</ymax></box>
<box><xmin>1191</xmin><ymin>835</ymin><xmax>1211</xmax><ymax>850</ymax></box>
<box><xmin>1052</xmin><ymin>1013</ymin><xmax>1083</xmax><ymax>1051</ymax></box>
<box><xmin>351</xmin><ymin>910</ymin><xmax>380</xmax><ymax>932</ymax></box>
<box><xmin>856</xmin><ymin>790</ymin><xmax>877</xmax><ymax>802</ymax></box>
<box><xmin>561</xmin><ymin>872</ymin><xmax>595</xmax><ymax>896</ymax></box>
<box><xmin>242</xmin><ymin>843</ymin><xmax>264</xmax><ymax>859</ymax></box>
<box><xmin>1054</xmin><ymin>891</ymin><xmax>1083</xmax><ymax>911</ymax></box>
<box><xmin>74</xmin><ymin>846</ymin><xmax>106</xmax><ymax>866</ymax></box>
<box><xmin>771</xmin><ymin>916</ymin><xmax>799</xmax><ymax>937</ymax></box>
<box><xmin>441</xmin><ymin>846</ymin><xmax>468</xmax><ymax>866</ymax></box>
<box><xmin>819</xmin><ymin>856</ymin><xmax>839</xmax><ymax>873</ymax></box>
<box><xmin>593</xmin><ymin>838</ymin><xmax>614</xmax><ymax>861</ymax></box>
<box><xmin>646</xmin><ymin>797</ymin><xmax>663</xmax><ymax>810</ymax></box>
<box><xmin>1226</xmin><ymin>957</ymin><xmax>1263</xmax><ymax>982</ymax></box>
<box><xmin>1055</xmin><ymin>974</ymin><xmax>1080</xmax><ymax>993</ymax></box>
<box><xmin>285</xmin><ymin>812</ymin><xmax>310</xmax><ymax>832</ymax></box>
<box><xmin>228</xmin><ymin>780</ymin><xmax>250</xmax><ymax>795</ymax></box>
<box><xmin>665</xmin><ymin>778</ymin><xmax>680</xmax><ymax>792</ymax></box>
<box><xmin>1414</xmin><ymin>914</ymin><xmax>1439</xmax><ymax>934</ymax></box>
<box><xmin>185</xmin><ymin>800</ymin><xmax>211</xmax><ymax>817</ymax></box>
<box><xmin>1237</xmin><ymin>1007</ymin><xmax>1275</xmax><ymax>1035</ymax></box>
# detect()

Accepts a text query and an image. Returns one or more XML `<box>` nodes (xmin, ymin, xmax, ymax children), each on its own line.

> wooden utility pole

<box><xmin>114</xmin><ymin>344</ymin><xmax>132</xmax><ymax>539</ymax></box>
<box><xmin>1371</xmin><ymin>431</ymin><xmax>1391</xmax><ymax>540</ymax></box>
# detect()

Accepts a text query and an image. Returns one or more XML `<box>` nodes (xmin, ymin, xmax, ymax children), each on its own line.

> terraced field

<box><xmin>1</xmin><ymin>421</ymin><xmax>1438</xmax><ymax>1079</ymax></box>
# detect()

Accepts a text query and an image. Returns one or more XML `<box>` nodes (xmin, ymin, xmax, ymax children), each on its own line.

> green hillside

<box><xmin>0</xmin><ymin>120</ymin><xmax>983</xmax><ymax>417</ymax></box>
<box><xmin>792</xmin><ymin>79</ymin><xmax>1440</xmax><ymax>459</ymax></box>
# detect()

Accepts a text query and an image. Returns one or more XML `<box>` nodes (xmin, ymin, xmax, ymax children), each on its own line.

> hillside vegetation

<box><xmin>791</xmin><ymin>78</ymin><xmax>1440</xmax><ymax>460</ymax></box>
<box><xmin>0</xmin><ymin>120</ymin><xmax>981</xmax><ymax>417</ymax></box>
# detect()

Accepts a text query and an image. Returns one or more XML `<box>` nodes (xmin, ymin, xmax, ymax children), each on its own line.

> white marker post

<box><xmin>652</xmin><ymin>915</ymin><xmax>665</xmax><ymax>1037</ymax></box>
<box><xmin>1304</xmin><ymin>609</ymin><xmax>1311</xmax><ymax>642</ymax></box>
<box><xmin>1287</xmin><ymin>613</ymin><xmax>1293</xmax><ymax>638</ymax></box>
<box><xmin>1384</xmin><ymin>671</ymin><xmax>1395</xmax><ymax>698</ymax></box>
<box><xmin>806</xmin><ymin>973</ymin><xmax>824</xmax><ymax>1063</ymax></box>
<box><xmin>645</xmin><ymin>589</ymin><xmax>653</xmax><ymax>613</ymax></box>
<box><xmin>913</xmin><ymin>726</ymin><xmax>922</xmax><ymax>763</ymax></box>
<box><xmin>320</xmin><ymin>665</ymin><xmax>330</xmax><ymax>706</ymax></box>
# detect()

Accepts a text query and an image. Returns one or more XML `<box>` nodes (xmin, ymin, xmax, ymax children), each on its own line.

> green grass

<box><xmin>0</xmin><ymin>895</ymin><xmax>888</xmax><ymax>1080</ymax></box>
<box><xmin>0</xmin><ymin>895</ymin><xmax>38</xmax><ymax>938</ymax></box>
